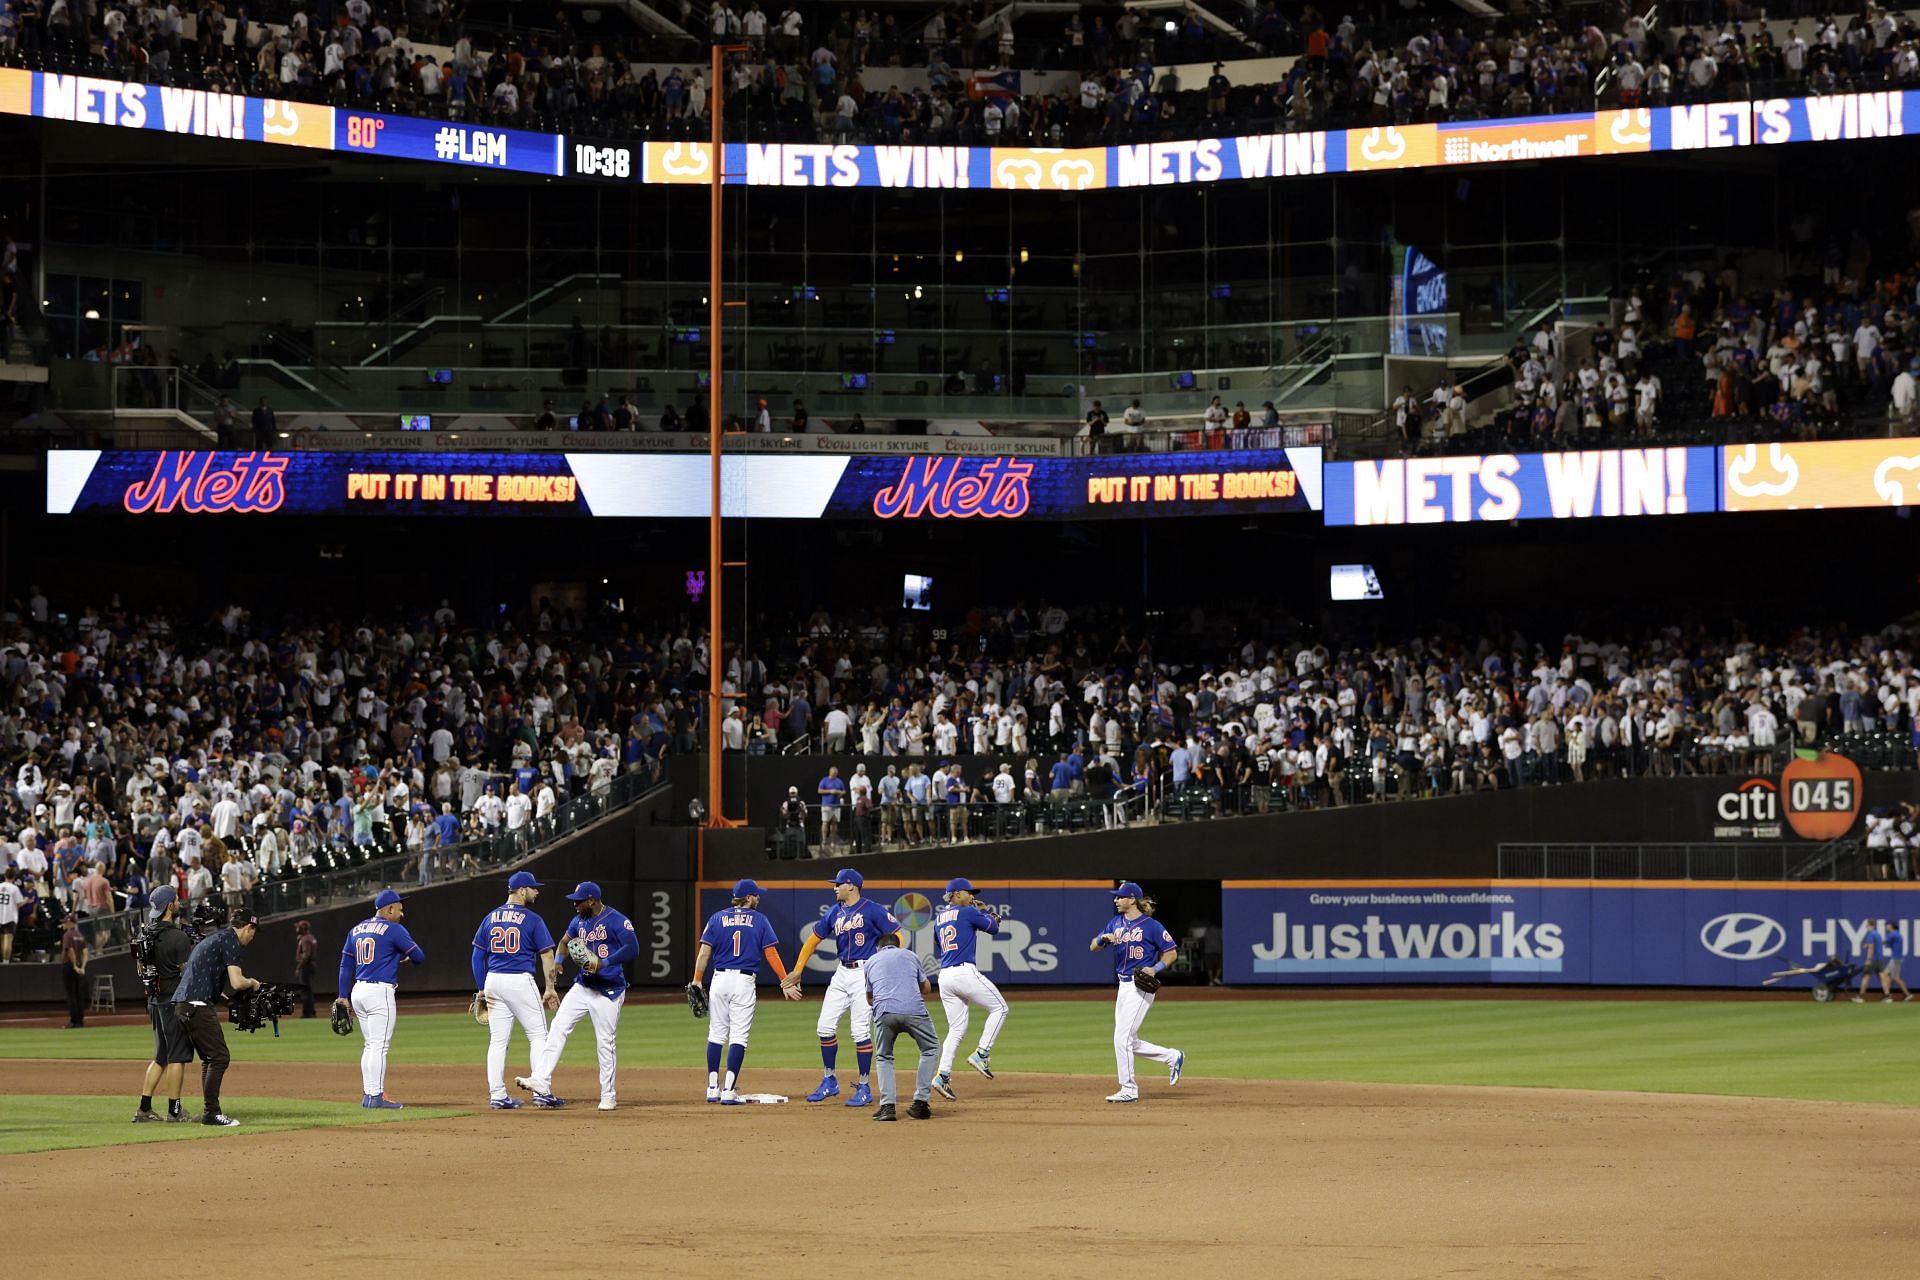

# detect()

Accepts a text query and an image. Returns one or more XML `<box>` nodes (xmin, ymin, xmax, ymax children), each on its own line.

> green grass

<box><xmin>0</xmin><ymin>1095</ymin><xmax>464</xmax><ymax>1154</ymax></box>
<box><xmin>6</xmin><ymin>999</ymin><xmax>1917</xmax><ymax>1107</ymax></box>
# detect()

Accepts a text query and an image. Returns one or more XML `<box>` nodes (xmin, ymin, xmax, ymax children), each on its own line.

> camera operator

<box><xmin>169</xmin><ymin>906</ymin><xmax>262</xmax><ymax>1127</ymax></box>
<box><xmin>778</xmin><ymin>786</ymin><xmax>809</xmax><ymax>860</ymax></box>
<box><xmin>131</xmin><ymin>886</ymin><xmax>193</xmax><ymax>1123</ymax></box>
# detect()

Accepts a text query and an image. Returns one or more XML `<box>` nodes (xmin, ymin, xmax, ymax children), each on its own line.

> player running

<box><xmin>516</xmin><ymin>881</ymin><xmax>637</xmax><ymax>1111</ymax></box>
<box><xmin>337</xmin><ymin>888</ymin><xmax>425</xmax><ymax>1109</ymax></box>
<box><xmin>1090</xmin><ymin>882</ymin><xmax>1184</xmax><ymax>1103</ymax></box>
<box><xmin>783</xmin><ymin>868</ymin><xmax>902</xmax><ymax>1107</ymax></box>
<box><xmin>929</xmin><ymin>876</ymin><xmax>1009</xmax><ymax>1101</ymax></box>
<box><xmin>691</xmin><ymin>878</ymin><xmax>801</xmax><ymax>1104</ymax></box>
<box><xmin>471</xmin><ymin>870</ymin><xmax>560</xmax><ymax>1109</ymax></box>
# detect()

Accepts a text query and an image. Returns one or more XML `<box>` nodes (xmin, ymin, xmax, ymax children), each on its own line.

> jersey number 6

<box><xmin>488</xmin><ymin>926</ymin><xmax>522</xmax><ymax>954</ymax></box>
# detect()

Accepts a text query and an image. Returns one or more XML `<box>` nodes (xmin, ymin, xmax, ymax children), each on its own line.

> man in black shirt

<box><xmin>132</xmin><ymin>887</ymin><xmax>195</xmax><ymax>1123</ymax></box>
<box><xmin>170</xmin><ymin>907</ymin><xmax>263</xmax><ymax>1127</ymax></box>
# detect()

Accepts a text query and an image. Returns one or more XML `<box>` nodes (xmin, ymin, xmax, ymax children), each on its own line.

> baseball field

<box><xmin>5</xmin><ymin>992</ymin><xmax>1915</xmax><ymax>1276</ymax></box>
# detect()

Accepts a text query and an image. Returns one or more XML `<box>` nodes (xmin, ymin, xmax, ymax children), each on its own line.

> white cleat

<box><xmin>705</xmin><ymin>1086</ymin><xmax>721</xmax><ymax>1104</ymax></box>
<box><xmin>513</xmin><ymin>1076</ymin><xmax>538</xmax><ymax>1092</ymax></box>
<box><xmin>1105</xmin><ymin>1090</ymin><xmax>1139</xmax><ymax>1103</ymax></box>
<box><xmin>598</xmin><ymin>1097</ymin><xmax>617</xmax><ymax>1111</ymax></box>
<box><xmin>719</xmin><ymin>1089</ymin><xmax>743</xmax><ymax>1106</ymax></box>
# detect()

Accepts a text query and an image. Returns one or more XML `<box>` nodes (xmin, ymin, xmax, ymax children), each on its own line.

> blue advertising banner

<box><xmin>1321</xmin><ymin>447</ymin><xmax>1719</xmax><ymax>526</ymax></box>
<box><xmin>1223</xmin><ymin>880</ymin><xmax>1920</xmax><ymax>987</ymax></box>
<box><xmin>696</xmin><ymin>881</ymin><xmax>1120</xmax><ymax>986</ymax></box>
<box><xmin>45</xmin><ymin>447</ymin><xmax>1323</xmax><ymax>520</ymax></box>
<box><xmin>333</xmin><ymin>110</ymin><xmax>565</xmax><ymax>175</ymax></box>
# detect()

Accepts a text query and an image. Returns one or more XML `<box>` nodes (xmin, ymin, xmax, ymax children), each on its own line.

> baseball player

<box><xmin>470</xmin><ymin>870</ymin><xmax>560</xmax><ymax>1109</ymax></box>
<box><xmin>783</xmin><ymin>868</ymin><xmax>902</xmax><ymax>1107</ymax></box>
<box><xmin>516</xmin><ymin>881</ymin><xmax>637</xmax><ymax>1111</ymax></box>
<box><xmin>929</xmin><ymin>876</ymin><xmax>1009</xmax><ymax>1101</ymax></box>
<box><xmin>1090</xmin><ymin>882</ymin><xmax>1184</xmax><ymax>1103</ymax></box>
<box><xmin>336</xmin><ymin>888</ymin><xmax>425</xmax><ymax>1109</ymax></box>
<box><xmin>690</xmin><ymin>878</ymin><xmax>800</xmax><ymax>1104</ymax></box>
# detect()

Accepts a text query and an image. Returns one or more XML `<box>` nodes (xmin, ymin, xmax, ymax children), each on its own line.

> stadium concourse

<box><xmin>5</xmin><ymin>586</ymin><xmax>1920</xmax><ymax>962</ymax></box>
<box><xmin>9</xmin><ymin>0</ymin><xmax>1920</xmax><ymax>146</ymax></box>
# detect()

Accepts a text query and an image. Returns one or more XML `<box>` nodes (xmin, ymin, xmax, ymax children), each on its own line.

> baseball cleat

<box><xmin>1105</xmin><ymin>1090</ymin><xmax>1139</xmax><ymax>1103</ymax></box>
<box><xmin>489</xmin><ymin>1097</ymin><xmax>524</xmax><ymax>1110</ymax></box>
<box><xmin>131</xmin><ymin>1110</ymin><xmax>162</xmax><ymax>1124</ymax></box>
<box><xmin>806</xmin><ymin>1075</ymin><xmax>841</xmax><ymax>1102</ymax></box>
<box><xmin>163</xmin><ymin>1111</ymin><xmax>189</xmax><ymax>1123</ymax></box>
<box><xmin>933</xmin><ymin>1072</ymin><xmax>956</xmax><ymax>1101</ymax></box>
<box><xmin>202</xmin><ymin>1112</ymin><xmax>241</xmax><ymax>1127</ymax></box>
<box><xmin>967</xmin><ymin>1049</ymin><xmax>994</xmax><ymax>1080</ymax></box>
<box><xmin>705</xmin><ymin>1086</ymin><xmax>721</xmax><ymax>1103</ymax></box>
<box><xmin>719</xmin><ymin>1089</ymin><xmax>744</xmax><ymax>1105</ymax></box>
<box><xmin>530</xmin><ymin>1092</ymin><xmax>566</xmax><ymax>1108</ymax></box>
<box><xmin>872</xmin><ymin>1103</ymin><xmax>898</xmax><ymax>1121</ymax></box>
<box><xmin>845</xmin><ymin>1083</ymin><xmax>874</xmax><ymax>1108</ymax></box>
<box><xmin>1853</xmin><ymin>995</ymin><xmax>1866</xmax><ymax>1002</ymax></box>
<box><xmin>906</xmin><ymin>1100</ymin><xmax>932</xmax><ymax>1119</ymax></box>
<box><xmin>365</xmin><ymin>1094</ymin><xmax>404</xmax><ymax>1109</ymax></box>
<box><xmin>598</xmin><ymin>1098</ymin><xmax>617</xmax><ymax>1111</ymax></box>
<box><xmin>1169</xmin><ymin>1050</ymin><xmax>1185</xmax><ymax>1085</ymax></box>
<box><xmin>512</xmin><ymin>1075</ymin><xmax>539</xmax><ymax>1093</ymax></box>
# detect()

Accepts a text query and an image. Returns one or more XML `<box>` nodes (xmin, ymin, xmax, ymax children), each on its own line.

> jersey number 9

<box><xmin>488</xmin><ymin>926</ymin><xmax>522</xmax><ymax>954</ymax></box>
<box><xmin>355</xmin><ymin>937</ymin><xmax>377</xmax><ymax>965</ymax></box>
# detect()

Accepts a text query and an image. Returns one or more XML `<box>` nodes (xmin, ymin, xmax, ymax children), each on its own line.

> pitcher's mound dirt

<box><xmin>4</xmin><ymin>1059</ymin><xmax>1910</xmax><ymax>1278</ymax></box>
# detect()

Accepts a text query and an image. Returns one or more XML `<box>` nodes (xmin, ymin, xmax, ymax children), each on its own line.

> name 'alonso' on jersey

<box><xmin>1098</xmin><ymin>914</ymin><xmax>1175</xmax><ymax>978</ymax></box>
<box><xmin>813</xmin><ymin>899</ymin><xmax>899</xmax><ymax>964</ymax></box>
<box><xmin>473</xmin><ymin>904</ymin><xmax>556</xmax><ymax>974</ymax></box>
<box><xmin>933</xmin><ymin>903</ymin><xmax>1002</xmax><ymax>968</ymax></box>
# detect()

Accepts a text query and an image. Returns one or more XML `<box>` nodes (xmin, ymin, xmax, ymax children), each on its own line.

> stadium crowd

<box><xmin>9</xmin><ymin>1</ymin><xmax>1920</xmax><ymax>146</ymax></box>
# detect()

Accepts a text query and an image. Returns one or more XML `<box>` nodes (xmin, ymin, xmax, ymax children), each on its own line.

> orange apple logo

<box><xmin>1780</xmin><ymin>749</ymin><xmax>1863</xmax><ymax>840</ymax></box>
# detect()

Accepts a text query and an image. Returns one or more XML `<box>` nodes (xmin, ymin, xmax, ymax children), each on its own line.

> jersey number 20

<box><xmin>488</xmin><ymin>926</ymin><xmax>522</xmax><ymax>954</ymax></box>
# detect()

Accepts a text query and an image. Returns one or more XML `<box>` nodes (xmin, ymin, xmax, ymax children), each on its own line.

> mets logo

<box><xmin>892</xmin><ymin>893</ymin><xmax>933</xmax><ymax>931</ymax></box>
<box><xmin>1698</xmin><ymin>913</ymin><xmax>1786</xmax><ymax>961</ymax></box>
<box><xmin>871</xmin><ymin>456</ymin><xmax>1033</xmax><ymax>519</ymax></box>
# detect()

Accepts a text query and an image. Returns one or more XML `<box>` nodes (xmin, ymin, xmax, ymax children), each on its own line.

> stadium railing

<box><xmin>1495</xmin><ymin>840</ymin><xmax>1872</xmax><ymax>882</ymax></box>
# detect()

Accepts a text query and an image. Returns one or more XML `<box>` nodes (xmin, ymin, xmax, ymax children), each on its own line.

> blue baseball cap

<box><xmin>508</xmin><ymin>871</ymin><xmax>543</xmax><ymax>890</ymax></box>
<box><xmin>374</xmin><ymin>888</ymin><xmax>405</xmax><ymax>910</ymax></box>
<box><xmin>566</xmin><ymin>881</ymin><xmax>602</xmax><ymax>902</ymax></box>
<box><xmin>832</xmin><ymin>869</ymin><xmax>864</xmax><ymax>888</ymax></box>
<box><xmin>1114</xmin><ymin>882</ymin><xmax>1145</xmax><ymax>901</ymax></box>
<box><xmin>946</xmin><ymin>877</ymin><xmax>975</xmax><ymax>894</ymax></box>
<box><xmin>733</xmin><ymin>878</ymin><xmax>763</xmax><ymax>898</ymax></box>
<box><xmin>147</xmin><ymin>885</ymin><xmax>178</xmax><ymax>917</ymax></box>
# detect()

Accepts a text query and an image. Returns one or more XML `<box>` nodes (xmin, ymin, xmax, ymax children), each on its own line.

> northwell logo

<box><xmin>1697</xmin><ymin>913</ymin><xmax>1786</xmax><ymax>961</ymax></box>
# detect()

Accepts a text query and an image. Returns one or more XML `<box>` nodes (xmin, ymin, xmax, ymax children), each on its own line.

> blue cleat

<box><xmin>1169</xmin><ymin>1050</ymin><xmax>1185</xmax><ymax>1086</ymax></box>
<box><xmin>489</xmin><ymin>1097</ymin><xmax>523</xmax><ymax>1110</ymax></box>
<box><xmin>366</xmin><ymin>1094</ymin><xmax>405</xmax><ymax>1109</ymax></box>
<box><xmin>806</xmin><ymin>1075</ymin><xmax>840</xmax><ymax>1103</ymax></box>
<box><xmin>967</xmin><ymin>1049</ymin><xmax>994</xmax><ymax>1080</ymax></box>
<box><xmin>845</xmin><ymin>1083</ymin><xmax>873</xmax><ymax>1108</ymax></box>
<box><xmin>530</xmin><ymin>1093</ymin><xmax>566</xmax><ymax>1108</ymax></box>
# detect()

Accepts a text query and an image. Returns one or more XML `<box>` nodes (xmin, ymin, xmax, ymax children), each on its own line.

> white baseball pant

<box><xmin>1113</xmin><ymin>978</ymin><xmax>1178</xmax><ymax>1092</ymax></box>
<box><xmin>818</xmin><ymin>964</ymin><xmax>874</xmax><ymax>1048</ymax></box>
<box><xmin>938</xmin><ymin>963</ymin><xmax>1008</xmax><ymax>1075</ymax></box>
<box><xmin>526</xmin><ymin>982</ymin><xmax>623</xmax><ymax>1102</ymax></box>
<box><xmin>484</xmin><ymin>971</ymin><xmax>548</xmax><ymax>1102</ymax></box>
<box><xmin>706</xmin><ymin>969</ymin><xmax>758</xmax><ymax>1046</ymax></box>
<box><xmin>350</xmin><ymin>981</ymin><xmax>396</xmax><ymax>1097</ymax></box>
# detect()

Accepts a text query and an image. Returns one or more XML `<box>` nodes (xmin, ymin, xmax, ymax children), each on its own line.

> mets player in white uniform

<box><xmin>471</xmin><ymin>870</ymin><xmax>560</xmax><ymax>1109</ymax></box>
<box><xmin>1091</xmin><ymin>882</ymin><xmax>1183</xmax><ymax>1103</ymax></box>
<box><xmin>929</xmin><ymin>876</ymin><xmax>1009</xmax><ymax>1101</ymax></box>
<box><xmin>336</xmin><ymin>887</ymin><xmax>425</xmax><ymax>1108</ymax></box>
<box><xmin>515</xmin><ymin>881</ymin><xmax>637</xmax><ymax>1111</ymax></box>
<box><xmin>691</xmin><ymin>878</ymin><xmax>800</xmax><ymax>1104</ymax></box>
<box><xmin>783</xmin><ymin>868</ymin><xmax>902</xmax><ymax>1107</ymax></box>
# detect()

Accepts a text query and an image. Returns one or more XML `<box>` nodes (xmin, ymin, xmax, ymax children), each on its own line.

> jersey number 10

<box><xmin>355</xmin><ymin>937</ymin><xmax>377</xmax><ymax>965</ymax></box>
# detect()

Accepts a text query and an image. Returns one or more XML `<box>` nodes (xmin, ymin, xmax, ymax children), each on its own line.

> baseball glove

<box><xmin>685</xmin><ymin>982</ymin><xmax>709</xmax><ymax>1017</ymax></box>
<box><xmin>468</xmin><ymin>990</ymin><xmax>492</xmax><ymax>1025</ymax></box>
<box><xmin>1132</xmin><ymin>969</ymin><xmax>1162</xmax><ymax>994</ymax></box>
<box><xmin>566</xmin><ymin>937</ymin><xmax>593</xmax><ymax>968</ymax></box>
<box><xmin>330</xmin><ymin>1002</ymin><xmax>354</xmax><ymax>1036</ymax></box>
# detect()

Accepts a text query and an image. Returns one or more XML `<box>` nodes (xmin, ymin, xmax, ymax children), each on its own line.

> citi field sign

<box><xmin>1712</xmin><ymin>751</ymin><xmax>1863</xmax><ymax>841</ymax></box>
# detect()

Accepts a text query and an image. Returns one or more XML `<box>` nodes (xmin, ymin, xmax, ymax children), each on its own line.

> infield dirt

<box><xmin>4</xmin><ymin>1058</ymin><xmax>1910</xmax><ymax>1278</ymax></box>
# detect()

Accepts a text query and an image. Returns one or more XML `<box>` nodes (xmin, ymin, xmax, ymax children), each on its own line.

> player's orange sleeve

<box><xmin>791</xmin><ymin>932</ymin><xmax>821</xmax><ymax>972</ymax></box>
<box><xmin>763</xmin><ymin>948</ymin><xmax>789</xmax><ymax>983</ymax></box>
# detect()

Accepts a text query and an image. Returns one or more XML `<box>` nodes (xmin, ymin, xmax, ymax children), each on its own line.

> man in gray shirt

<box><xmin>863</xmin><ymin>932</ymin><xmax>939</xmax><ymax>1120</ymax></box>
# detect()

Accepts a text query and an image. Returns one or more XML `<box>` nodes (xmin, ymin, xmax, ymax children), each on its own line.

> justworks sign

<box><xmin>1250</xmin><ymin>912</ymin><xmax>1565</xmax><ymax>974</ymax></box>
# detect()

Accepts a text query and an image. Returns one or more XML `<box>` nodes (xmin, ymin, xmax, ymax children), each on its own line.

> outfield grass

<box><xmin>0</xmin><ymin>1095</ymin><xmax>465</xmax><ymax>1155</ymax></box>
<box><xmin>4</xmin><ymin>998</ymin><xmax>1916</xmax><ymax>1106</ymax></box>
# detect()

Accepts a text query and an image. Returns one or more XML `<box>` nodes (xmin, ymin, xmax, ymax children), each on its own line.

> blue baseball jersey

<box><xmin>341</xmin><ymin>917</ymin><xmax>425</xmax><ymax>989</ymax></box>
<box><xmin>932</xmin><ymin>902</ymin><xmax>1001</xmax><ymax>968</ymax></box>
<box><xmin>1885</xmin><ymin>929</ymin><xmax>1908</xmax><ymax>960</ymax></box>
<box><xmin>701</xmin><ymin>907</ymin><xmax>780</xmax><ymax>974</ymax></box>
<box><xmin>1096</xmin><ymin>913</ymin><xmax>1176</xmax><ymax>979</ymax></box>
<box><xmin>472</xmin><ymin>903</ymin><xmax>556</xmax><ymax>974</ymax></box>
<box><xmin>564</xmin><ymin>906</ymin><xmax>640</xmax><ymax>999</ymax></box>
<box><xmin>812</xmin><ymin>898</ymin><xmax>900</xmax><ymax>964</ymax></box>
<box><xmin>1864</xmin><ymin>927</ymin><xmax>1887</xmax><ymax>957</ymax></box>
